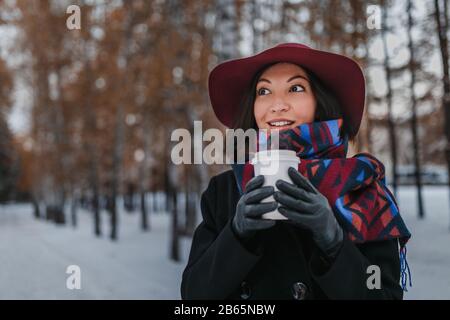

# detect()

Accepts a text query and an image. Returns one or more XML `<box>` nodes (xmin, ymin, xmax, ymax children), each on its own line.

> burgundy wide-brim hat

<box><xmin>208</xmin><ymin>43</ymin><xmax>366</xmax><ymax>136</ymax></box>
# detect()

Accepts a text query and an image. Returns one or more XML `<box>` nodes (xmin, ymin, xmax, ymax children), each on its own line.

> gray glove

<box><xmin>274</xmin><ymin>167</ymin><xmax>344</xmax><ymax>260</ymax></box>
<box><xmin>232</xmin><ymin>175</ymin><xmax>278</xmax><ymax>240</ymax></box>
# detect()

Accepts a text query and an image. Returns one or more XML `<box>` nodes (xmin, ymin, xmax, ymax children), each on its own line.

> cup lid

<box><xmin>250</xmin><ymin>149</ymin><xmax>300</xmax><ymax>164</ymax></box>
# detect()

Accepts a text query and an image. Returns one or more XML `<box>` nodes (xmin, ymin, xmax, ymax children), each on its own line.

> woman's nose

<box><xmin>270</xmin><ymin>102</ymin><xmax>290</xmax><ymax>113</ymax></box>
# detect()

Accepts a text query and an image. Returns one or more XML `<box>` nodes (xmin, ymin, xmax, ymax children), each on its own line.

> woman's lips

<box><xmin>266</xmin><ymin>119</ymin><xmax>295</xmax><ymax>130</ymax></box>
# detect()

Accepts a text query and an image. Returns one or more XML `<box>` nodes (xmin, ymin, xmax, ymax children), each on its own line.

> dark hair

<box><xmin>233</xmin><ymin>62</ymin><xmax>354</xmax><ymax>142</ymax></box>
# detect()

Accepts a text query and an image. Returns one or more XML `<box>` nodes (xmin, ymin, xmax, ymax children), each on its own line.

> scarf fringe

<box><xmin>400</xmin><ymin>245</ymin><xmax>412</xmax><ymax>291</ymax></box>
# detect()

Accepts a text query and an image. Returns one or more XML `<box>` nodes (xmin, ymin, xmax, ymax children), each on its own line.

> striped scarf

<box><xmin>231</xmin><ymin>118</ymin><xmax>412</xmax><ymax>290</ymax></box>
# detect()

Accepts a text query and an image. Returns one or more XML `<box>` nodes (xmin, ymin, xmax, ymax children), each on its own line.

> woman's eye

<box><xmin>258</xmin><ymin>88</ymin><xmax>269</xmax><ymax>96</ymax></box>
<box><xmin>290</xmin><ymin>85</ymin><xmax>305</xmax><ymax>92</ymax></box>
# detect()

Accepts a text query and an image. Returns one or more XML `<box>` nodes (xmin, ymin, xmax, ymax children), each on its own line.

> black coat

<box><xmin>181</xmin><ymin>170</ymin><xmax>403</xmax><ymax>300</ymax></box>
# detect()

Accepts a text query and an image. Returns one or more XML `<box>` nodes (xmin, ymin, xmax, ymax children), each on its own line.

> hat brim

<box><xmin>208</xmin><ymin>45</ymin><xmax>366</xmax><ymax>137</ymax></box>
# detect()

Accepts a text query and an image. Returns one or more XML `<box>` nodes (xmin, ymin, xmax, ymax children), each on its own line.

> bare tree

<box><xmin>214</xmin><ymin>0</ymin><xmax>240</xmax><ymax>62</ymax></box>
<box><xmin>381</xmin><ymin>1</ymin><xmax>399</xmax><ymax>198</ymax></box>
<box><xmin>434</xmin><ymin>0</ymin><xmax>450</xmax><ymax>227</ymax></box>
<box><xmin>0</xmin><ymin>54</ymin><xmax>15</xmax><ymax>202</ymax></box>
<box><xmin>406</xmin><ymin>0</ymin><xmax>425</xmax><ymax>218</ymax></box>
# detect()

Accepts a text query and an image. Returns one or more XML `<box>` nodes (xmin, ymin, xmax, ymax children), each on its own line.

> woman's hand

<box><xmin>232</xmin><ymin>175</ymin><xmax>278</xmax><ymax>240</ymax></box>
<box><xmin>274</xmin><ymin>167</ymin><xmax>344</xmax><ymax>260</ymax></box>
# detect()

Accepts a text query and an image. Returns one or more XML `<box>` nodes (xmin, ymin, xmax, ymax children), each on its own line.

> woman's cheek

<box><xmin>254</xmin><ymin>103</ymin><xmax>267</xmax><ymax>125</ymax></box>
<box><xmin>293</xmin><ymin>96</ymin><xmax>316</xmax><ymax>119</ymax></box>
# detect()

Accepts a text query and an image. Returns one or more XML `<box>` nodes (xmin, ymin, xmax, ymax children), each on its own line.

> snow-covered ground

<box><xmin>0</xmin><ymin>203</ymin><xmax>192</xmax><ymax>299</ymax></box>
<box><xmin>397</xmin><ymin>186</ymin><xmax>450</xmax><ymax>300</ymax></box>
<box><xmin>0</xmin><ymin>186</ymin><xmax>449</xmax><ymax>300</ymax></box>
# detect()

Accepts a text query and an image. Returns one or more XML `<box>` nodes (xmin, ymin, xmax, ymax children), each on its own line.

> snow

<box><xmin>0</xmin><ymin>186</ymin><xmax>449</xmax><ymax>299</ymax></box>
<box><xmin>397</xmin><ymin>186</ymin><xmax>450</xmax><ymax>300</ymax></box>
<box><xmin>0</xmin><ymin>204</ymin><xmax>192</xmax><ymax>299</ymax></box>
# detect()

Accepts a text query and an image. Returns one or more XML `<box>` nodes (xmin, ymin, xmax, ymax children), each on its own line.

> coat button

<box><xmin>292</xmin><ymin>282</ymin><xmax>308</xmax><ymax>300</ymax></box>
<box><xmin>240</xmin><ymin>281</ymin><xmax>251</xmax><ymax>300</ymax></box>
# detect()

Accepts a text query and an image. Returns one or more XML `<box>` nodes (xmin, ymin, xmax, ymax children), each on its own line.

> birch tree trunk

<box><xmin>406</xmin><ymin>0</ymin><xmax>425</xmax><ymax>219</ymax></box>
<box><xmin>381</xmin><ymin>3</ymin><xmax>399</xmax><ymax>198</ymax></box>
<box><xmin>434</xmin><ymin>0</ymin><xmax>450</xmax><ymax>228</ymax></box>
<box><xmin>82</xmin><ymin>57</ymin><xmax>101</xmax><ymax>237</ymax></box>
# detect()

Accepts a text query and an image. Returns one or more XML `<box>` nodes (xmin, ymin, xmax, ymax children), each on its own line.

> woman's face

<box><xmin>254</xmin><ymin>62</ymin><xmax>317</xmax><ymax>131</ymax></box>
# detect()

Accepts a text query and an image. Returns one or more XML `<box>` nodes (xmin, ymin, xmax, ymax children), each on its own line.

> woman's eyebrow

<box><xmin>287</xmin><ymin>75</ymin><xmax>309</xmax><ymax>83</ymax></box>
<box><xmin>257</xmin><ymin>74</ymin><xmax>309</xmax><ymax>84</ymax></box>
<box><xmin>257</xmin><ymin>78</ymin><xmax>271</xmax><ymax>84</ymax></box>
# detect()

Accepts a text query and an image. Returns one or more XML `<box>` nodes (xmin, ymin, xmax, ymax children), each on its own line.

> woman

<box><xmin>181</xmin><ymin>43</ymin><xmax>411</xmax><ymax>300</ymax></box>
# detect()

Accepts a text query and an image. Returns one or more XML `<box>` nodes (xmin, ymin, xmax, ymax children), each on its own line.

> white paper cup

<box><xmin>250</xmin><ymin>150</ymin><xmax>301</xmax><ymax>220</ymax></box>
